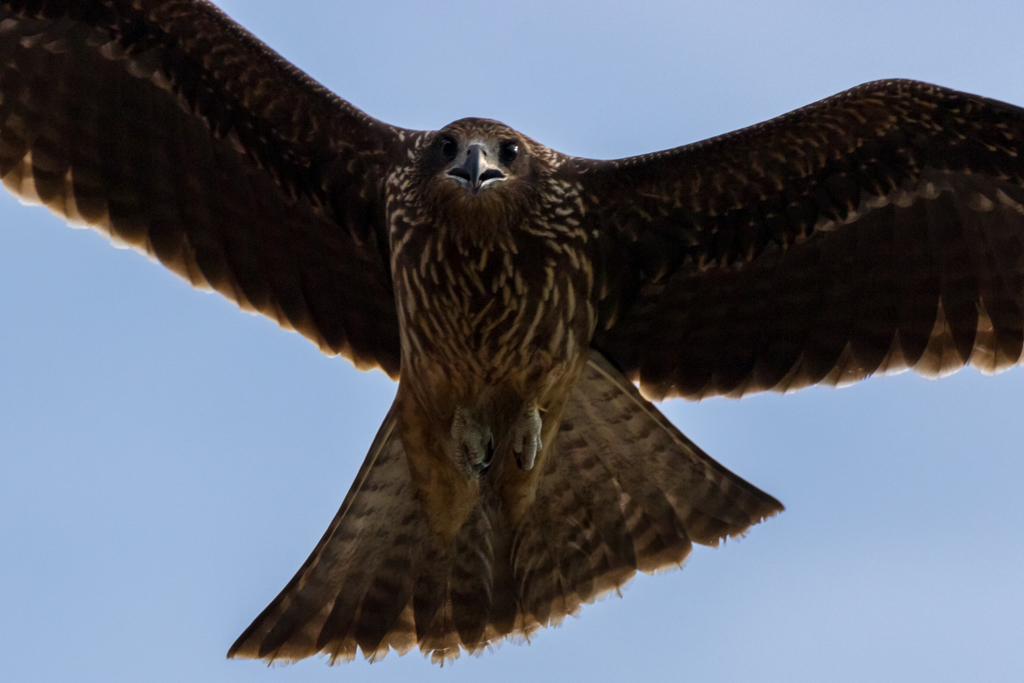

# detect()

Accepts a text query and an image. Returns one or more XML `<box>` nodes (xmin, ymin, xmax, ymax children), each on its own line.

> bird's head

<box><xmin>415</xmin><ymin>119</ymin><xmax>547</xmax><ymax>235</ymax></box>
<box><xmin>429</xmin><ymin>119</ymin><xmax>528</xmax><ymax>195</ymax></box>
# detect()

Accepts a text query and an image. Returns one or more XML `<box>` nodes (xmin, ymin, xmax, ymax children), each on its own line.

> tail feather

<box><xmin>229</xmin><ymin>413</ymin><xmax>432</xmax><ymax>663</ymax></box>
<box><xmin>574</xmin><ymin>353</ymin><xmax>782</xmax><ymax>547</ymax></box>
<box><xmin>227</xmin><ymin>350</ymin><xmax>783</xmax><ymax>664</ymax></box>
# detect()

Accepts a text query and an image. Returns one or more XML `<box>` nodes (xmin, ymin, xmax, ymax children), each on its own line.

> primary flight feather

<box><xmin>2</xmin><ymin>0</ymin><xmax>1022</xmax><ymax>664</ymax></box>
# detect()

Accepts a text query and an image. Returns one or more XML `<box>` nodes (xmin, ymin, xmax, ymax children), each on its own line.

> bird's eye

<box><xmin>499</xmin><ymin>140</ymin><xmax>519</xmax><ymax>166</ymax></box>
<box><xmin>438</xmin><ymin>135</ymin><xmax>458</xmax><ymax>160</ymax></box>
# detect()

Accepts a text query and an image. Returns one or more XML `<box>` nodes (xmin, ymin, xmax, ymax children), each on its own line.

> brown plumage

<box><xmin>2</xmin><ymin>0</ymin><xmax>1023</xmax><ymax>665</ymax></box>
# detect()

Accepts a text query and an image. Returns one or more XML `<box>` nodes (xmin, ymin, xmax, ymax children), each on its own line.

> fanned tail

<box><xmin>512</xmin><ymin>352</ymin><xmax>783</xmax><ymax>629</ymax></box>
<box><xmin>227</xmin><ymin>351</ymin><xmax>783</xmax><ymax>664</ymax></box>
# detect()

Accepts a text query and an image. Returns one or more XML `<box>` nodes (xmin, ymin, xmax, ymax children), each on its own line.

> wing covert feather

<box><xmin>0</xmin><ymin>0</ymin><xmax>412</xmax><ymax>375</ymax></box>
<box><xmin>576</xmin><ymin>80</ymin><xmax>1024</xmax><ymax>399</ymax></box>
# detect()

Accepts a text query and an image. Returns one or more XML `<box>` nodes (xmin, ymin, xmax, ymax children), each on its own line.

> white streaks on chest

<box><xmin>386</xmin><ymin>167</ymin><xmax>595</xmax><ymax>394</ymax></box>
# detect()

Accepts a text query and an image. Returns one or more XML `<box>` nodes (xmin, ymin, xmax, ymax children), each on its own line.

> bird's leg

<box><xmin>511</xmin><ymin>404</ymin><xmax>542</xmax><ymax>470</ymax></box>
<box><xmin>450</xmin><ymin>406</ymin><xmax>495</xmax><ymax>478</ymax></box>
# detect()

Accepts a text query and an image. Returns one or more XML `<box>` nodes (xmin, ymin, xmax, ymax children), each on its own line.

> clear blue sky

<box><xmin>2</xmin><ymin>1</ymin><xmax>1023</xmax><ymax>681</ymax></box>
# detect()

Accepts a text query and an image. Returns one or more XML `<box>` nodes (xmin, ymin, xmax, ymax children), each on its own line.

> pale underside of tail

<box><xmin>227</xmin><ymin>350</ymin><xmax>783</xmax><ymax>665</ymax></box>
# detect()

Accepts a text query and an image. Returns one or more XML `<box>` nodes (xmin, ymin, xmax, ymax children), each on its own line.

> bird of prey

<box><xmin>3</xmin><ymin>0</ymin><xmax>1024</xmax><ymax>667</ymax></box>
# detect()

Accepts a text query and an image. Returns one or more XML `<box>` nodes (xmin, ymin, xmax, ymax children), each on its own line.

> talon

<box><xmin>483</xmin><ymin>435</ymin><xmax>495</xmax><ymax>469</ymax></box>
<box><xmin>511</xmin><ymin>404</ymin><xmax>542</xmax><ymax>471</ymax></box>
<box><xmin>450</xmin><ymin>407</ymin><xmax>493</xmax><ymax>477</ymax></box>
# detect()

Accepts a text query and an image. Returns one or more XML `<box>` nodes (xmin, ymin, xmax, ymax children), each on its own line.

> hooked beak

<box><xmin>447</xmin><ymin>143</ymin><xmax>506</xmax><ymax>194</ymax></box>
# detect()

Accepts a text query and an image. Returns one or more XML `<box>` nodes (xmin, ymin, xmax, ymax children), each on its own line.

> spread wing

<box><xmin>576</xmin><ymin>80</ymin><xmax>1024</xmax><ymax>400</ymax></box>
<box><xmin>0</xmin><ymin>0</ymin><xmax>416</xmax><ymax>376</ymax></box>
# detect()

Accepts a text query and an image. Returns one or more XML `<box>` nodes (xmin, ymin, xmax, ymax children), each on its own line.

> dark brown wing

<box><xmin>0</xmin><ymin>0</ymin><xmax>416</xmax><ymax>376</ymax></box>
<box><xmin>574</xmin><ymin>79</ymin><xmax>1024</xmax><ymax>400</ymax></box>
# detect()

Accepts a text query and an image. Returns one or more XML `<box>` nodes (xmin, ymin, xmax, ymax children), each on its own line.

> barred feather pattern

<box><xmin>594</xmin><ymin>171</ymin><xmax>1024</xmax><ymax>400</ymax></box>
<box><xmin>228</xmin><ymin>351</ymin><xmax>782</xmax><ymax>664</ymax></box>
<box><xmin>584</xmin><ymin>80</ymin><xmax>1024</xmax><ymax>400</ymax></box>
<box><xmin>0</xmin><ymin>1</ymin><xmax>405</xmax><ymax>374</ymax></box>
